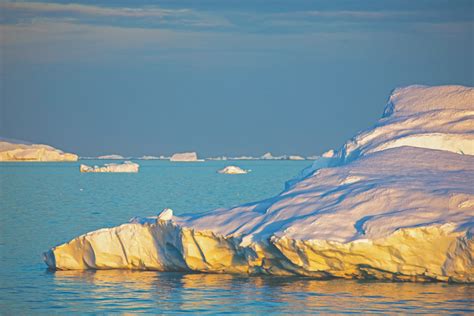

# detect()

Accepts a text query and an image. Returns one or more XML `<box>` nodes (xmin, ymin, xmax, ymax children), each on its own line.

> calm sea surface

<box><xmin>0</xmin><ymin>160</ymin><xmax>472</xmax><ymax>314</ymax></box>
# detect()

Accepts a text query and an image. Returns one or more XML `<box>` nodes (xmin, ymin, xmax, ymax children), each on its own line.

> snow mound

<box><xmin>340</xmin><ymin>85</ymin><xmax>474</xmax><ymax>162</ymax></box>
<box><xmin>80</xmin><ymin>161</ymin><xmax>139</xmax><ymax>173</ymax></box>
<box><xmin>0</xmin><ymin>141</ymin><xmax>78</xmax><ymax>162</ymax></box>
<box><xmin>44</xmin><ymin>85</ymin><xmax>474</xmax><ymax>282</ymax></box>
<box><xmin>383</xmin><ymin>85</ymin><xmax>473</xmax><ymax>117</ymax></box>
<box><xmin>218</xmin><ymin>166</ymin><xmax>250</xmax><ymax>174</ymax></box>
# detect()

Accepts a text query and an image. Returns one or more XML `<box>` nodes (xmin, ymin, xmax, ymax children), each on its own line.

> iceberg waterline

<box><xmin>44</xmin><ymin>85</ymin><xmax>474</xmax><ymax>282</ymax></box>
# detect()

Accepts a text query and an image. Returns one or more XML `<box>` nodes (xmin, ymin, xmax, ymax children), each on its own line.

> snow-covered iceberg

<box><xmin>261</xmin><ymin>152</ymin><xmax>284</xmax><ymax>160</ymax></box>
<box><xmin>80</xmin><ymin>161</ymin><xmax>139</xmax><ymax>173</ymax></box>
<box><xmin>261</xmin><ymin>153</ymin><xmax>306</xmax><ymax>160</ymax></box>
<box><xmin>170</xmin><ymin>152</ymin><xmax>203</xmax><ymax>162</ymax></box>
<box><xmin>288</xmin><ymin>155</ymin><xmax>305</xmax><ymax>160</ymax></box>
<box><xmin>218</xmin><ymin>166</ymin><xmax>250</xmax><ymax>174</ymax></box>
<box><xmin>0</xmin><ymin>140</ymin><xmax>78</xmax><ymax>162</ymax></box>
<box><xmin>44</xmin><ymin>85</ymin><xmax>473</xmax><ymax>282</ymax></box>
<box><xmin>139</xmin><ymin>155</ymin><xmax>159</xmax><ymax>160</ymax></box>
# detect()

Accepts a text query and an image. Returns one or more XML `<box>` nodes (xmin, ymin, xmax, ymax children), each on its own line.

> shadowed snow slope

<box><xmin>44</xmin><ymin>85</ymin><xmax>474</xmax><ymax>282</ymax></box>
<box><xmin>0</xmin><ymin>141</ymin><xmax>78</xmax><ymax>161</ymax></box>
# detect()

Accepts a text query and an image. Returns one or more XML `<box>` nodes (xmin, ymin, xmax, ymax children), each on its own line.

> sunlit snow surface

<box><xmin>0</xmin><ymin>141</ymin><xmax>78</xmax><ymax>161</ymax></box>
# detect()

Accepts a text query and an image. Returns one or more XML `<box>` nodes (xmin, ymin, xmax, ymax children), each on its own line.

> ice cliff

<box><xmin>44</xmin><ymin>85</ymin><xmax>473</xmax><ymax>282</ymax></box>
<box><xmin>0</xmin><ymin>141</ymin><xmax>78</xmax><ymax>162</ymax></box>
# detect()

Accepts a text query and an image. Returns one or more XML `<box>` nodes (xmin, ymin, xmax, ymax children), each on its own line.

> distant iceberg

<box><xmin>261</xmin><ymin>153</ymin><xmax>305</xmax><ymax>160</ymax></box>
<box><xmin>261</xmin><ymin>152</ymin><xmax>285</xmax><ymax>160</ymax></box>
<box><xmin>80</xmin><ymin>161</ymin><xmax>139</xmax><ymax>173</ymax></box>
<box><xmin>45</xmin><ymin>85</ymin><xmax>474</xmax><ymax>283</ymax></box>
<box><xmin>218</xmin><ymin>166</ymin><xmax>250</xmax><ymax>174</ymax></box>
<box><xmin>229</xmin><ymin>155</ymin><xmax>257</xmax><ymax>160</ymax></box>
<box><xmin>0</xmin><ymin>140</ymin><xmax>78</xmax><ymax>162</ymax></box>
<box><xmin>288</xmin><ymin>155</ymin><xmax>305</xmax><ymax>160</ymax></box>
<box><xmin>170</xmin><ymin>152</ymin><xmax>203</xmax><ymax>162</ymax></box>
<box><xmin>139</xmin><ymin>155</ymin><xmax>160</xmax><ymax>160</ymax></box>
<box><xmin>97</xmin><ymin>154</ymin><xmax>125</xmax><ymax>160</ymax></box>
<box><xmin>207</xmin><ymin>156</ymin><xmax>228</xmax><ymax>161</ymax></box>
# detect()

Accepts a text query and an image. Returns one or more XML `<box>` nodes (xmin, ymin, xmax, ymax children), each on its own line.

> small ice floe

<box><xmin>80</xmin><ymin>161</ymin><xmax>139</xmax><ymax>173</ymax></box>
<box><xmin>217</xmin><ymin>166</ymin><xmax>250</xmax><ymax>174</ymax></box>
<box><xmin>157</xmin><ymin>208</ymin><xmax>173</xmax><ymax>221</ymax></box>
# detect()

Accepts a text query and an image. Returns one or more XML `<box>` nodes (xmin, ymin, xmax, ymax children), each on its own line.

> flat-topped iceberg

<box><xmin>218</xmin><ymin>166</ymin><xmax>250</xmax><ymax>174</ymax></box>
<box><xmin>80</xmin><ymin>161</ymin><xmax>139</xmax><ymax>173</ymax></box>
<box><xmin>0</xmin><ymin>140</ymin><xmax>78</xmax><ymax>162</ymax></box>
<box><xmin>44</xmin><ymin>85</ymin><xmax>473</xmax><ymax>283</ymax></box>
<box><xmin>170</xmin><ymin>152</ymin><xmax>203</xmax><ymax>162</ymax></box>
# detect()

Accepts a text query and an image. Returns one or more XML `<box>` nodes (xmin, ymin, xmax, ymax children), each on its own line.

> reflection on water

<box><xmin>47</xmin><ymin>270</ymin><xmax>474</xmax><ymax>314</ymax></box>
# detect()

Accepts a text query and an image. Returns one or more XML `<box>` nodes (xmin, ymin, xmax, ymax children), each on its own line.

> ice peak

<box><xmin>158</xmin><ymin>208</ymin><xmax>173</xmax><ymax>221</ymax></box>
<box><xmin>383</xmin><ymin>85</ymin><xmax>473</xmax><ymax>118</ymax></box>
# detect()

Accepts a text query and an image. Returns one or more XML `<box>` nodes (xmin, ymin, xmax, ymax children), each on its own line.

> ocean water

<box><xmin>0</xmin><ymin>160</ymin><xmax>472</xmax><ymax>314</ymax></box>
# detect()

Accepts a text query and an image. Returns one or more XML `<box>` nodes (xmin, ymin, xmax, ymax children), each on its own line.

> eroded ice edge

<box><xmin>44</xmin><ymin>85</ymin><xmax>474</xmax><ymax>282</ymax></box>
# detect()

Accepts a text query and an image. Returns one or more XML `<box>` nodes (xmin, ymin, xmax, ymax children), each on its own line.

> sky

<box><xmin>0</xmin><ymin>0</ymin><xmax>472</xmax><ymax>157</ymax></box>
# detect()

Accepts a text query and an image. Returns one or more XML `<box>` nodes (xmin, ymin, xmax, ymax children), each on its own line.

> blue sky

<box><xmin>1</xmin><ymin>0</ymin><xmax>472</xmax><ymax>157</ymax></box>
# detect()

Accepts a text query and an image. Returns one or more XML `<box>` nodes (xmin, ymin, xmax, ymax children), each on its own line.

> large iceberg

<box><xmin>0</xmin><ymin>140</ymin><xmax>78</xmax><ymax>161</ymax></box>
<box><xmin>44</xmin><ymin>85</ymin><xmax>473</xmax><ymax>282</ymax></box>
